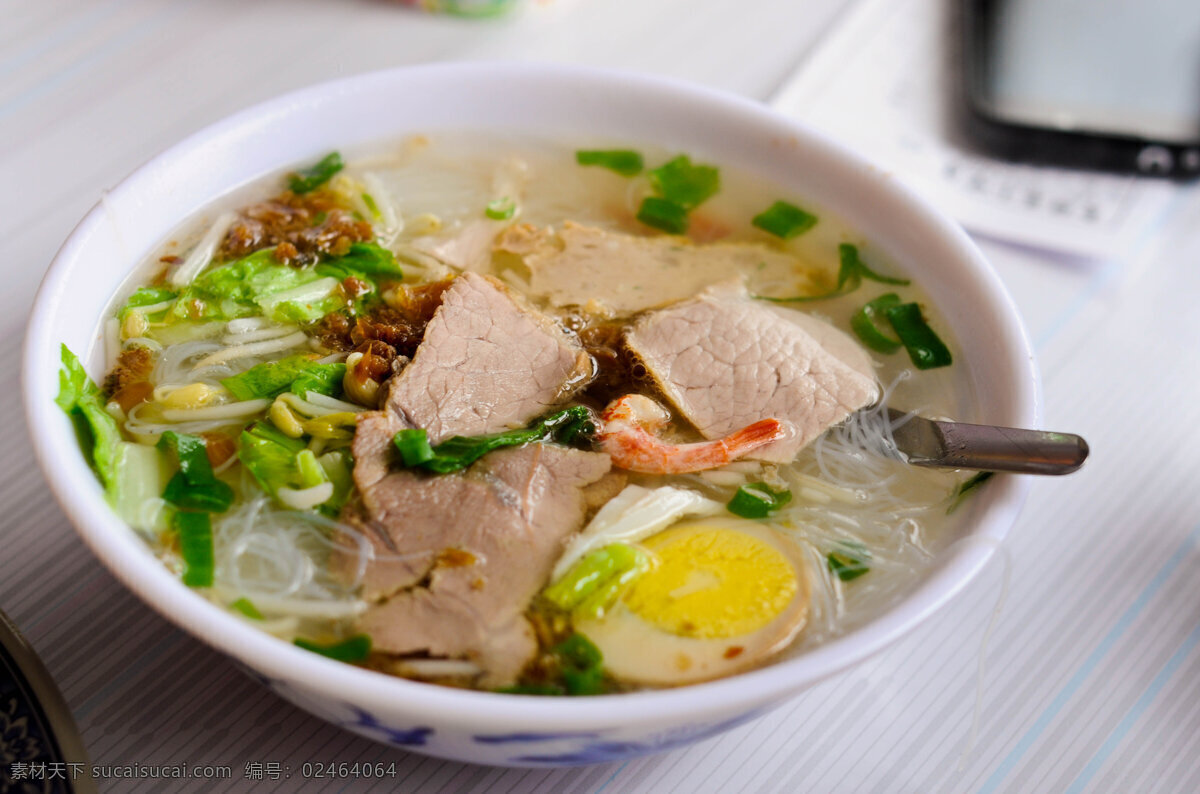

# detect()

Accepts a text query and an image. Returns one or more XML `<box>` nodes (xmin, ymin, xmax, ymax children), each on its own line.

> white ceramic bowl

<box><xmin>22</xmin><ymin>63</ymin><xmax>1039</xmax><ymax>767</ymax></box>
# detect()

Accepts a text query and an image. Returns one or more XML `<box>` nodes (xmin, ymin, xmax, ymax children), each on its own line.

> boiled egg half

<box><xmin>575</xmin><ymin>518</ymin><xmax>809</xmax><ymax>685</ymax></box>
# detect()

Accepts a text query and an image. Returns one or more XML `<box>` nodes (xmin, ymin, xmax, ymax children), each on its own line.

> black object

<box><xmin>960</xmin><ymin>0</ymin><xmax>1200</xmax><ymax>179</ymax></box>
<box><xmin>0</xmin><ymin>609</ymin><xmax>94</xmax><ymax>794</ymax></box>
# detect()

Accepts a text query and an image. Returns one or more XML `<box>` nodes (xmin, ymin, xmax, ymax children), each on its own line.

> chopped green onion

<box><xmin>947</xmin><ymin>471</ymin><xmax>994</xmax><ymax>514</ymax></box>
<box><xmin>394</xmin><ymin>406</ymin><xmax>594</xmax><ymax>475</ymax></box>
<box><xmin>394</xmin><ymin>428</ymin><xmax>436</xmax><ymax>466</ymax></box>
<box><xmin>850</xmin><ymin>293</ymin><xmax>904</xmax><ymax>353</ymax></box>
<box><xmin>554</xmin><ymin>634</ymin><xmax>606</xmax><ymax>695</ymax></box>
<box><xmin>294</xmin><ymin>635</ymin><xmax>372</xmax><ymax>662</ymax></box>
<box><xmin>648</xmin><ymin>155</ymin><xmax>720</xmax><ymax>210</ymax></box>
<box><xmin>884</xmin><ymin>302</ymin><xmax>953</xmax><ymax>369</ymax></box>
<box><xmin>840</xmin><ymin>243</ymin><xmax>910</xmax><ymax>286</ymax></box>
<box><xmin>288</xmin><ymin>152</ymin><xmax>343</xmax><ymax>194</ymax></box>
<box><xmin>573</xmin><ymin>558</ymin><xmax>650</xmax><ymax>620</ymax></box>
<box><xmin>157</xmin><ymin>431</ymin><xmax>234</xmax><ymax>513</ymax></box>
<box><xmin>757</xmin><ymin>243</ymin><xmax>909</xmax><ymax>303</ymax></box>
<box><xmin>174</xmin><ymin>511</ymin><xmax>214</xmax><ymax>587</ymax></box>
<box><xmin>231</xmin><ymin>598</ymin><xmax>263</xmax><ymax>620</ymax></box>
<box><xmin>727</xmin><ymin>482</ymin><xmax>792</xmax><ymax>519</ymax></box>
<box><xmin>828</xmin><ymin>541</ymin><xmax>871</xmax><ymax>582</ymax></box>
<box><xmin>361</xmin><ymin>192</ymin><xmax>381</xmax><ymax>219</ymax></box>
<box><xmin>485</xmin><ymin>196</ymin><xmax>517</xmax><ymax>221</ymax></box>
<box><xmin>752</xmin><ymin>201</ymin><xmax>818</xmax><ymax>239</ymax></box>
<box><xmin>636</xmin><ymin>197</ymin><xmax>689</xmax><ymax>234</ymax></box>
<box><xmin>575</xmin><ymin>149</ymin><xmax>645</xmax><ymax>176</ymax></box>
<box><xmin>496</xmin><ymin>634</ymin><xmax>608</xmax><ymax>696</ymax></box>
<box><xmin>543</xmin><ymin>544</ymin><xmax>648</xmax><ymax>615</ymax></box>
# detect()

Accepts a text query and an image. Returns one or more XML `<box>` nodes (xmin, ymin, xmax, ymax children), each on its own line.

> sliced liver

<box><xmin>625</xmin><ymin>285</ymin><xmax>878</xmax><ymax>462</ymax></box>
<box><xmin>352</xmin><ymin>272</ymin><xmax>592</xmax><ymax>492</ymax></box>
<box><xmin>347</xmin><ymin>444</ymin><xmax>611</xmax><ymax>686</ymax></box>
<box><xmin>495</xmin><ymin>221</ymin><xmax>826</xmax><ymax>316</ymax></box>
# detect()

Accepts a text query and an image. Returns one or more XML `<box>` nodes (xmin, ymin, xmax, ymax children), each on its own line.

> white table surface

<box><xmin>5</xmin><ymin>1</ymin><xmax>1200</xmax><ymax>792</ymax></box>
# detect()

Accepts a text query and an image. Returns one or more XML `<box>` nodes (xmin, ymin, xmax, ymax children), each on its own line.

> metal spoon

<box><xmin>886</xmin><ymin>408</ymin><xmax>1089</xmax><ymax>475</ymax></box>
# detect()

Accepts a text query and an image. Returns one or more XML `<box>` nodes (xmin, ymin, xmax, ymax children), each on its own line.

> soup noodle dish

<box><xmin>54</xmin><ymin>133</ymin><xmax>993</xmax><ymax>697</ymax></box>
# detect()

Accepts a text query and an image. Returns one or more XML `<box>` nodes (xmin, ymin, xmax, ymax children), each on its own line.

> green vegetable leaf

<box><xmin>238</xmin><ymin>422</ymin><xmax>307</xmax><ymax>498</ymax></box>
<box><xmin>157</xmin><ymin>431</ymin><xmax>234</xmax><ymax>513</ymax></box>
<box><xmin>394</xmin><ymin>406</ymin><xmax>594</xmax><ymax>475</ymax></box>
<box><xmin>108</xmin><ymin>441</ymin><xmax>173</xmax><ymax>533</ymax></box>
<box><xmin>948</xmin><ymin>471</ymin><xmax>994</xmax><ymax>514</ymax></box>
<box><xmin>231</xmin><ymin>597</ymin><xmax>263</xmax><ymax>619</ymax></box>
<box><xmin>636</xmin><ymin>197</ymin><xmax>689</xmax><ymax>234</ymax></box>
<box><xmin>757</xmin><ymin>243</ymin><xmax>909</xmax><ymax>303</ymax></box>
<box><xmin>174</xmin><ymin>248</ymin><xmax>343</xmax><ymax>323</ymax></box>
<box><xmin>288</xmin><ymin>152</ymin><xmax>344</xmax><ymax>194</ymax></box>
<box><xmin>850</xmin><ymin>293</ymin><xmax>904</xmax><ymax>353</ymax></box>
<box><xmin>752</xmin><ymin>201</ymin><xmax>818</xmax><ymax>239</ymax></box>
<box><xmin>322</xmin><ymin>242</ymin><xmax>402</xmax><ymax>279</ymax></box>
<box><xmin>316</xmin><ymin>449</ymin><xmax>354</xmax><ymax>517</ymax></box>
<box><xmin>174</xmin><ymin>511</ymin><xmax>215</xmax><ymax>587</ymax></box>
<box><xmin>56</xmin><ymin>345</ymin><xmax>123</xmax><ymax>491</ymax></box>
<box><xmin>884</xmin><ymin>302</ymin><xmax>953</xmax><ymax>369</ymax></box>
<box><xmin>289</xmin><ymin>363</ymin><xmax>346</xmax><ymax>400</ymax></box>
<box><xmin>295</xmin><ymin>449</ymin><xmax>329</xmax><ymax>489</ymax></box>
<box><xmin>485</xmin><ymin>196</ymin><xmax>517</xmax><ymax>221</ymax></box>
<box><xmin>221</xmin><ymin>354</ymin><xmax>320</xmax><ymax>401</ymax></box>
<box><xmin>119</xmin><ymin>286</ymin><xmax>177</xmax><ymax>321</ymax></box>
<box><xmin>648</xmin><ymin>155</ymin><xmax>720</xmax><ymax>210</ymax></box>
<box><xmin>294</xmin><ymin>634</ymin><xmax>372</xmax><ymax>662</ymax></box>
<box><xmin>828</xmin><ymin>542</ymin><xmax>871</xmax><ymax>582</ymax></box>
<box><xmin>727</xmin><ymin>482</ymin><xmax>792</xmax><ymax>519</ymax></box>
<box><xmin>575</xmin><ymin>149</ymin><xmax>645</xmax><ymax>176</ymax></box>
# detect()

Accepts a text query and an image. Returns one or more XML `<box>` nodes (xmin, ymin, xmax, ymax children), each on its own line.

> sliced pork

<box><xmin>348</xmin><ymin>444</ymin><xmax>611</xmax><ymax>685</ymax></box>
<box><xmin>625</xmin><ymin>284</ymin><xmax>878</xmax><ymax>463</ymax></box>
<box><xmin>495</xmin><ymin>221</ymin><xmax>826</xmax><ymax>315</ymax></box>
<box><xmin>352</xmin><ymin>272</ymin><xmax>592</xmax><ymax>491</ymax></box>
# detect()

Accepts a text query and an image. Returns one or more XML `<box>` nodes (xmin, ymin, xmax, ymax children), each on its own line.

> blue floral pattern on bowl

<box><xmin>472</xmin><ymin>709</ymin><xmax>767</xmax><ymax>765</ymax></box>
<box><xmin>240</xmin><ymin>660</ymin><xmax>771</xmax><ymax>765</ymax></box>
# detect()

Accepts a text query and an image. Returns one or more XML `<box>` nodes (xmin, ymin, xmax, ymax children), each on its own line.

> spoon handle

<box><xmin>886</xmin><ymin>408</ymin><xmax>1089</xmax><ymax>475</ymax></box>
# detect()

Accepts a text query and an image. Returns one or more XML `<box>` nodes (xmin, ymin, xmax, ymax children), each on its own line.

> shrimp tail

<box><xmin>597</xmin><ymin>394</ymin><xmax>787</xmax><ymax>474</ymax></box>
<box><xmin>719</xmin><ymin>418</ymin><xmax>786</xmax><ymax>458</ymax></box>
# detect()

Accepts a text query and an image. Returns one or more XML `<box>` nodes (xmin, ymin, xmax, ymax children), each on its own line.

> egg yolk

<box><xmin>622</xmin><ymin>526</ymin><xmax>798</xmax><ymax>639</ymax></box>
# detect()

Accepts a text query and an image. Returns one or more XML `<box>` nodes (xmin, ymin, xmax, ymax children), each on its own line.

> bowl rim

<box><xmin>22</xmin><ymin>61</ymin><xmax>1039</xmax><ymax>733</ymax></box>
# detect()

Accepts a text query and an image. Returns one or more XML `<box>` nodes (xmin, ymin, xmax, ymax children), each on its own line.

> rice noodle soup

<box><xmin>57</xmin><ymin>134</ymin><xmax>981</xmax><ymax>693</ymax></box>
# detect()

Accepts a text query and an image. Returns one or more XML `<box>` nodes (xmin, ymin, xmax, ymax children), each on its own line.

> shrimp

<box><xmin>596</xmin><ymin>394</ymin><xmax>787</xmax><ymax>474</ymax></box>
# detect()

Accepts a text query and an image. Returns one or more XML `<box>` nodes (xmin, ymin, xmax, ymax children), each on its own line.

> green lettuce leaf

<box><xmin>56</xmin><ymin>345</ymin><xmax>122</xmax><ymax>491</ymax></box>
<box><xmin>220</xmin><ymin>354</ymin><xmax>321</xmax><ymax>401</ymax></box>
<box><xmin>172</xmin><ymin>248</ymin><xmax>343</xmax><ymax>323</ymax></box>
<box><xmin>289</xmin><ymin>363</ymin><xmax>346</xmax><ymax>400</ymax></box>
<box><xmin>238</xmin><ymin>422</ymin><xmax>307</xmax><ymax>498</ymax></box>
<box><xmin>119</xmin><ymin>286</ymin><xmax>177</xmax><ymax>322</ymax></box>
<box><xmin>322</xmin><ymin>242</ymin><xmax>401</xmax><ymax>278</ymax></box>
